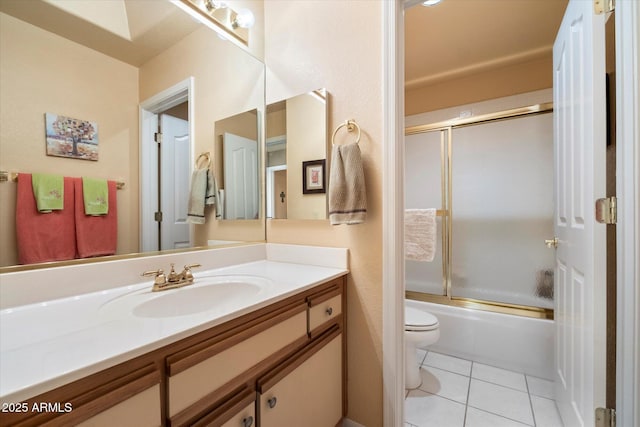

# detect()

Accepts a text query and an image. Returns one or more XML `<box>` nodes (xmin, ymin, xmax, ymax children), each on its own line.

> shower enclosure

<box><xmin>405</xmin><ymin>103</ymin><xmax>555</xmax><ymax>319</ymax></box>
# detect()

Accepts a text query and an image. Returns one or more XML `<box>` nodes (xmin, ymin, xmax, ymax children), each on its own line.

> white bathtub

<box><xmin>406</xmin><ymin>299</ymin><xmax>555</xmax><ymax>379</ymax></box>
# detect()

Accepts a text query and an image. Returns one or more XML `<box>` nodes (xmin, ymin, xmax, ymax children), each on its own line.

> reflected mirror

<box><xmin>0</xmin><ymin>0</ymin><xmax>265</xmax><ymax>269</ymax></box>
<box><xmin>265</xmin><ymin>89</ymin><xmax>328</xmax><ymax>220</ymax></box>
<box><xmin>215</xmin><ymin>109</ymin><xmax>260</xmax><ymax>220</ymax></box>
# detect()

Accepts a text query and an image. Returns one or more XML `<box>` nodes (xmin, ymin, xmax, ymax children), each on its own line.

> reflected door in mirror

<box><xmin>223</xmin><ymin>133</ymin><xmax>259</xmax><ymax>220</ymax></box>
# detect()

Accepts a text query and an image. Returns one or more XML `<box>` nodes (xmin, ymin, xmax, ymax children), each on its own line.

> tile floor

<box><xmin>405</xmin><ymin>350</ymin><xmax>564</xmax><ymax>427</ymax></box>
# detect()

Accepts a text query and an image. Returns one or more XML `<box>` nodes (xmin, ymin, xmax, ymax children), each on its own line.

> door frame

<box><xmin>266</xmin><ymin>164</ymin><xmax>287</xmax><ymax>219</ymax></box>
<box><xmin>139</xmin><ymin>77</ymin><xmax>195</xmax><ymax>252</ymax></box>
<box><xmin>614</xmin><ymin>1</ymin><xmax>639</xmax><ymax>425</ymax></box>
<box><xmin>383</xmin><ymin>1</ymin><xmax>639</xmax><ymax>426</ymax></box>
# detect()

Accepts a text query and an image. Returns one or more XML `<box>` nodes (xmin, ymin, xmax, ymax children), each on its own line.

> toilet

<box><xmin>405</xmin><ymin>304</ymin><xmax>440</xmax><ymax>389</ymax></box>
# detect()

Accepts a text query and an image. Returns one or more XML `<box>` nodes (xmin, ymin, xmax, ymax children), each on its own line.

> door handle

<box><xmin>545</xmin><ymin>237</ymin><xmax>558</xmax><ymax>249</ymax></box>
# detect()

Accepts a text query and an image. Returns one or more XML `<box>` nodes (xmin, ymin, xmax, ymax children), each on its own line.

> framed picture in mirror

<box><xmin>302</xmin><ymin>159</ymin><xmax>326</xmax><ymax>194</ymax></box>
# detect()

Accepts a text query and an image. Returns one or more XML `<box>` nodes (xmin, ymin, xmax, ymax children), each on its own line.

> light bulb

<box><xmin>422</xmin><ymin>0</ymin><xmax>442</xmax><ymax>5</ymax></box>
<box><xmin>234</xmin><ymin>8</ymin><xmax>255</xmax><ymax>29</ymax></box>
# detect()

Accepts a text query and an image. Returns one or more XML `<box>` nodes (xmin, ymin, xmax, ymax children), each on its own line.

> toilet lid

<box><xmin>405</xmin><ymin>306</ymin><xmax>439</xmax><ymax>331</ymax></box>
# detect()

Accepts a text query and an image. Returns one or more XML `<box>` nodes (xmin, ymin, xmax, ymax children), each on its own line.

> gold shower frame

<box><xmin>405</xmin><ymin>103</ymin><xmax>555</xmax><ymax>320</ymax></box>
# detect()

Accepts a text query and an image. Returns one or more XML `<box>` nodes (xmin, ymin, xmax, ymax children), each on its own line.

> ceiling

<box><xmin>0</xmin><ymin>0</ymin><xmax>200</xmax><ymax>67</ymax></box>
<box><xmin>405</xmin><ymin>0</ymin><xmax>569</xmax><ymax>89</ymax></box>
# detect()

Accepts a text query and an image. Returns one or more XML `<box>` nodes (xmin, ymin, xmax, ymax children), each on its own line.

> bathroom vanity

<box><xmin>0</xmin><ymin>244</ymin><xmax>348</xmax><ymax>427</ymax></box>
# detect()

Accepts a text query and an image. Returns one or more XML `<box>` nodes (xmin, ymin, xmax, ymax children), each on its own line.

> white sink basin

<box><xmin>101</xmin><ymin>275</ymin><xmax>273</xmax><ymax>319</ymax></box>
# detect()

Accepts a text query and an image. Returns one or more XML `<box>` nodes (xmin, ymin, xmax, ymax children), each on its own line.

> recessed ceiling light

<box><xmin>422</xmin><ymin>0</ymin><xmax>443</xmax><ymax>6</ymax></box>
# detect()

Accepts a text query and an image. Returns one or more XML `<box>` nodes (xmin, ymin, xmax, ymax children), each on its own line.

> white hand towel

<box><xmin>187</xmin><ymin>168</ymin><xmax>208</xmax><ymax>224</ymax></box>
<box><xmin>329</xmin><ymin>143</ymin><xmax>367</xmax><ymax>225</ymax></box>
<box><xmin>405</xmin><ymin>209</ymin><xmax>436</xmax><ymax>262</ymax></box>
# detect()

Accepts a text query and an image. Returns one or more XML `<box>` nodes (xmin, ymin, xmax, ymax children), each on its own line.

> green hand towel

<box><xmin>31</xmin><ymin>173</ymin><xmax>64</xmax><ymax>212</ymax></box>
<box><xmin>82</xmin><ymin>177</ymin><xmax>108</xmax><ymax>215</ymax></box>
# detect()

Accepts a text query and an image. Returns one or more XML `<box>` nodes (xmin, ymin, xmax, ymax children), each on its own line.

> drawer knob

<box><xmin>242</xmin><ymin>416</ymin><xmax>254</xmax><ymax>427</ymax></box>
<box><xmin>326</xmin><ymin>307</ymin><xmax>333</xmax><ymax>316</ymax></box>
<box><xmin>267</xmin><ymin>397</ymin><xmax>277</xmax><ymax>409</ymax></box>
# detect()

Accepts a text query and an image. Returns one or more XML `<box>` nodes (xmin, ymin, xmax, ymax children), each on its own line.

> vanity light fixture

<box><xmin>422</xmin><ymin>0</ymin><xmax>443</xmax><ymax>6</ymax></box>
<box><xmin>232</xmin><ymin>8</ymin><xmax>255</xmax><ymax>29</ymax></box>
<box><xmin>173</xmin><ymin>0</ymin><xmax>254</xmax><ymax>46</ymax></box>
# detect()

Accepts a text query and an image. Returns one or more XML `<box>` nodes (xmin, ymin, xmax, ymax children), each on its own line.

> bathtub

<box><xmin>406</xmin><ymin>299</ymin><xmax>555</xmax><ymax>379</ymax></box>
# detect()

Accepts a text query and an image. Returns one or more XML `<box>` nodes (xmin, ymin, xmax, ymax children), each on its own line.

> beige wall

<box><xmin>0</xmin><ymin>12</ymin><xmax>140</xmax><ymax>266</ymax></box>
<box><xmin>405</xmin><ymin>55</ymin><xmax>553</xmax><ymax>115</ymax></box>
<box><xmin>286</xmin><ymin>93</ymin><xmax>326</xmax><ymax>220</ymax></box>
<box><xmin>139</xmin><ymin>25</ymin><xmax>265</xmax><ymax>245</ymax></box>
<box><xmin>264</xmin><ymin>1</ymin><xmax>383</xmax><ymax>425</ymax></box>
<box><xmin>266</xmin><ymin>106</ymin><xmax>286</xmax><ymax>139</ymax></box>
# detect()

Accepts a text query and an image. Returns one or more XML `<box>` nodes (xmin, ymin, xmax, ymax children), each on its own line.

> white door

<box><xmin>160</xmin><ymin>114</ymin><xmax>191</xmax><ymax>249</ymax></box>
<box><xmin>223</xmin><ymin>132</ymin><xmax>258</xmax><ymax>220</ymax></box>
<box><xmin>553</xmin><ymin>1</ymin><xmax>607</xmax><ymax>426</ymax></box>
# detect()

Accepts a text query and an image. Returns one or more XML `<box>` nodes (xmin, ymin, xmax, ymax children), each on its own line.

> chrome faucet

<box><xmin>142</xmin><ymin>263</ymin><xmax>201</xmax><ymax>292</ymax></box>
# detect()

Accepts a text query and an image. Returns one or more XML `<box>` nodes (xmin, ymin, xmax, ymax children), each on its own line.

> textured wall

<box><xmin>264</xmin><ymin>1</ymin><xmax>384</xmax><ymax>425</ymax></box>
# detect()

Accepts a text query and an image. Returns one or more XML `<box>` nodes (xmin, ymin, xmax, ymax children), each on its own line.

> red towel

<box><xmin>74</xmin><ymin>178</ymin><xmax>118</xmax><ymax>258</ymax></box>
<box><xmin>16</xmin><ymin>174</ymin><xmax>77</xmax><ymax>264</ymax></box>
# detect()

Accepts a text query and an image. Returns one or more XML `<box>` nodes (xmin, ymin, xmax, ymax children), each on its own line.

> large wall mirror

<box><xmin>265</xmin><ymin>88</ymin><xmax>328</xmax><ymax>220</ymax></box>
<box><xmin>0</xmin><ymin>0</ymin><xmax>265</xmax><ymax>269</ymax></box>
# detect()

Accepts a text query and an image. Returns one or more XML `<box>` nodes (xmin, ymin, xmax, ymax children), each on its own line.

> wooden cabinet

<box><xmin>0</xmin><ymin>275</ymin><xmax>346</xmax><ymax>427</ymax></box>
<box><xmin>171</xmin><ymin>276</ymin><xmax>346</xmax><ymax>427</ymax></box>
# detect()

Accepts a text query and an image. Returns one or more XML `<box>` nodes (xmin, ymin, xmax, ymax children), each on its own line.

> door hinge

<box><xmin>595</xmin><ymin>0</ymin><xmax>615</xmax><ymax>14</ymax></box>
<box><xmin>154</xmin><ymin>132</ymin><xmax>162</xmax><ymax>144</ymax></box>
<box><xmin>154</xmin><ymin>211</ymin><xmax>163</xmax><ymax>222</ymax></box>
<box><xmin>595</xmin><ymin>196</ymin><xmax>617</xmax><ymax>224</ymax></box>
<box><xmin>595</xmin><ymin>407</ymin><xmax>616</xmax><ymax>427</ymax></box>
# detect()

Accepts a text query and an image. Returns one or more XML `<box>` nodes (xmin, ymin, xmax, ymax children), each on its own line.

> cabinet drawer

<box><xmin>77</xmin><ymin>384</ymin><xmax>161</xmax><ymax>427</ymax></box>
<box><xmin>258</xmin><ymin>330</ymin><xmax>342</xmax><ymax>427</ymax></box>
<box><xmin>167</xmin><ymin>308</ymin><xmax>307</xmax><ymax>417</ymax></box>
<box><xmin>309</xmin><ymin>294</ymin><xmax>342</xmax><ymax>333</ymax></box>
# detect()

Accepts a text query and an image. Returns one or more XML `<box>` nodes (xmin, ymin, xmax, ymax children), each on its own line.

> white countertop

<box><xmin>0</xmin><ymin>258</ymin><xmax>347</xmax><ymax>403</ymax></box>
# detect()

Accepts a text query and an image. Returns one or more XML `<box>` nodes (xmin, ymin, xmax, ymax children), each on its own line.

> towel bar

<box><xmin>195</xmin><ymin>152</ymin><xmax>211</xmax><ymax>169</ymax></box>
<box><xmin>332</xmin><ymin>119</ymin><xmax>361</xmax><ymax>146</ymax></box>
<box><xmin>0</xmin><ymin>171</ymin><xmax>125</xmax><ymax>189</ymax></box>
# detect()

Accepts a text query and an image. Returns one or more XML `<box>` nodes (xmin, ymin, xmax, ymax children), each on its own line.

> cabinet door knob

<box><xmin>267</xmin><ymin>397</ymin><xmax>277</xmax><ymax>408</ymax></box>
<box><xmin>326</xmin><ymin>307</ymin><xmax>333</xmax><ymax>316</ymax></box>
<box><xmin>242</xmin><ymin>416</ymin><xmax>254</xmax><ymax>427</ymax></box>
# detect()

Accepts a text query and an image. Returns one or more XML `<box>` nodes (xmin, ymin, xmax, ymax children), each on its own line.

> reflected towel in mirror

<box><xmin>31</xmin><ymin>173</ymin><xmax>64</xmax><ymax>212</ymax></box>
<box><xmin>75</xmin><ymin>178</ymin><xmax>117</xmax><ymax>258</ymax></box>
<box><xmin>16</xmin><ymin>174</ymin><xmax>76</xmax><ymax>264</ymax></box>
<box><xmin>187</xmin><ymin>168</ymin><xmax>219</xmax><ymax>224</ymax></box>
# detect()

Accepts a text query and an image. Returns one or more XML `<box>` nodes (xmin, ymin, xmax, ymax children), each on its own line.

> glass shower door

<box><xmin>405</xmin><ymin>129</ymin><xmax>446</xmax><ymax>296</ymax></box>
<box><xmin>450</xmin><ymin>114</ymin><xmax>555</xmax><ymax>309</ymax></box>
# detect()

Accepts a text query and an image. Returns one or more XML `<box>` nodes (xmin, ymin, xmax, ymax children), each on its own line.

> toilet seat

<box><xmin>405</xmin><ymin>306</ymin><xmax>439</xmax><ymax>332</ymax></box>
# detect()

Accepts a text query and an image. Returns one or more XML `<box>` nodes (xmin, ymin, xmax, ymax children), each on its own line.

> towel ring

<box><xmin>195</xmin><ymin>152</ymin><xmax>211</xmax><ymax>169</ymax></box>
<box><xmin>331</xmin><ymin>119</ymin><xmax>361</xmax><ymax>146</ymax></box>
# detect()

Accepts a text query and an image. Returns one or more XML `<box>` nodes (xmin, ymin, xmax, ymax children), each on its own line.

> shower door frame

<box><xmin>405</xmin><ymin>102</ymin><xmax>555</xmax><ymax>320</ymax></box>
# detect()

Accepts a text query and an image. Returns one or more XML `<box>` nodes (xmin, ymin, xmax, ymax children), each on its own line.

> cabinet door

<box><xmin>191</xmin><ymin>387</ymin><xmax>256</xmax><ymax>427</ymax></box>
<box><xmin>258</xmin><ymin>332</ymin><xmax>342</xmax><ymax>427</ymax></box>
<box><xmin>77</xmin><ymin>384</ymin><xmax>161</xmax><ymax>427</ymax></box>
